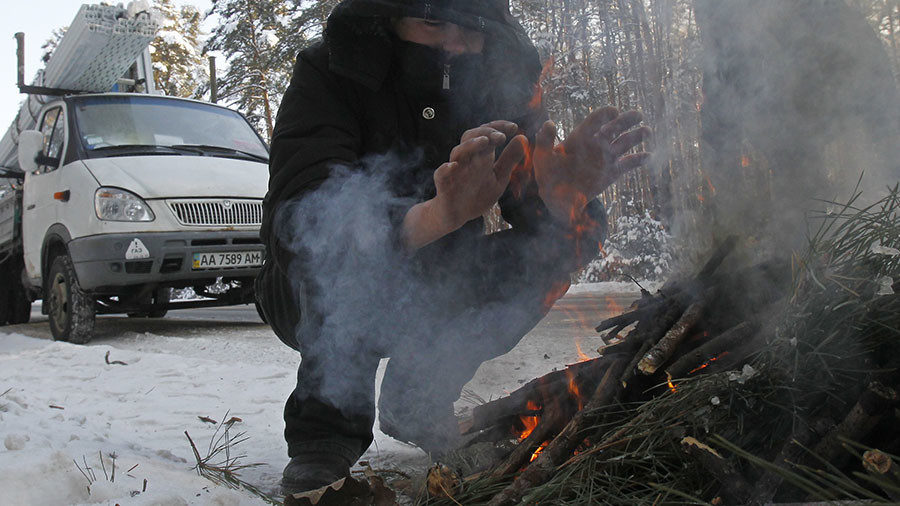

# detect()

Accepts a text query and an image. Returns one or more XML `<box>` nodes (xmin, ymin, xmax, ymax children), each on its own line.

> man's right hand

<box><xmin>401</xmin><ymin>120</ymin><xmax>526</xmax><ymax>251</ymax></box>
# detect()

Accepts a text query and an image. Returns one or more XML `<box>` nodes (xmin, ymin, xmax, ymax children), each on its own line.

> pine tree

<box><xmin>151</xmin><ymin>0</ymin><xmax>206</xmax><ymax>98</ymax></box>
<box><xmin>205</xmin><ymin>0</ymin><xmax>300</xmax><ymax>140</ymax></box>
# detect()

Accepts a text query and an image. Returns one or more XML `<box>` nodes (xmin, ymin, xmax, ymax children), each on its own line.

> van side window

<box><xmin>39</xmin><ymin>107</ymin><xmax>65</xmax><ymax>172</ymax></box>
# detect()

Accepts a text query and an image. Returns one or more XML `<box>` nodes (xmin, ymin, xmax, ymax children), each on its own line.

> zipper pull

<box><xmin>443</xmin><ymin>64</ymin><xmax>451</xmax><ymax>90</ymax></box>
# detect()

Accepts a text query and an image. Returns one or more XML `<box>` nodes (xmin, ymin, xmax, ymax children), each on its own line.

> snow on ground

<box><xmin>565</xmin><ymin>280</ymin><xmax>658</xmax><ymax>294</ymax></box>
<box><xmin>0</xmin><ymin>284</ymin><xmax>640</xmax><ymax>505</ymax></box>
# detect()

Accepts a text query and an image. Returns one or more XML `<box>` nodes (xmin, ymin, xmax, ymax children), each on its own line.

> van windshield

<box><xmin>71</xmin><ymin>95</ymin><xmax>269</xmax><ymax>160</ymax></box>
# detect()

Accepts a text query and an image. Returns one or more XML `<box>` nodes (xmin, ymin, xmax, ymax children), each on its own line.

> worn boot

<box><xmin>281</xmin><ymin>452</ymin><xmax>352</xmax><ymax>496</ymax></box>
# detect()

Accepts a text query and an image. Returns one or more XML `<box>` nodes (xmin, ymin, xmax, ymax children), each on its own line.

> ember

<box><xmin>688</xmin><ymin>352</ymin><xmax>728</xmax><ymax>374</ymax></box>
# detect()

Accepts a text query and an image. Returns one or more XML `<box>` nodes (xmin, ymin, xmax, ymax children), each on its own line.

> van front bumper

<box><xmin>67</xmin><ymin>230</ymin><xmax>265</xmax><ymax>291</ymax></box>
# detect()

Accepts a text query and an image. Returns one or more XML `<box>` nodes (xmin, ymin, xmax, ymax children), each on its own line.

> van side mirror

<box><xmin>17</xmin><ymin>130</ymin><xmax>44</xmax><ymax>174</ymax></box>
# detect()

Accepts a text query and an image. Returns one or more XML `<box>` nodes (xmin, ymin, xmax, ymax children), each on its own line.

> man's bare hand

<box><xmin>433</xmin><ymin>121</ymin><xmax>525</xmax><ymax>229</ymax></box>
<box><xmin>534</xmin><ymin>107</ymin><xmax>651</xmax><ymax>224</ymax></box>
<box><xmin>401</xmin><ymin>121</ymin><xmax>525</xmax><ymax>251</ymax></box>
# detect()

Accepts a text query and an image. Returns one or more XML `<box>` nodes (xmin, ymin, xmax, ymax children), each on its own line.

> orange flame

<box><xmin>530</xmin><ymin>441</ymin><xmax>549</xmax><ymax>462</ymax></box>
<box><xmin>518</xmin><ymin>400</ymin><xmax>541</xmax><ymax>440</ymax></box>
<box><xmin>574</xmin><ymin>339</ymin><xmax>591</xmax><ymax>363</ymax></box>
<box><xmin>689</xmin><ymin>352</ymin><xmax>729</xmax><ymax>374</ymax></box>
<box><xmin>705</xmin><ymin>175</ymin><xmax>717</xmax><ymax>195</ymax></box>
<box><xmin>605</xmin><ymin>296</ymin><xmax>624</xmax><ymax>314</ymax></box>
<box><xmin>566</xmin><ymin>369</ymin><xmax>585</xmax><ymax>410</ymax></box>
<box><xmin>741</xmin><ymin>155</ymin><xmax>751</xmax><ymax>168</ymax></box>
<box><xmin>509</xmin><ymin>136</ymin><xmax>534</xmax><ymax>200</ymax></box>
<box><xmin>667</xmin><ymin>376</ymin><xmax>678</xmax><ymax>393</ymax></box>
<box><xmin>528</xmin><ymin>56</ymin><xmax>555</xmax><ymax>110</ymax></box>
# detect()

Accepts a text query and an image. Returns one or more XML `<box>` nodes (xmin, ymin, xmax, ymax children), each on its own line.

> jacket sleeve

<box><xmin>262</xmin><ymin>45</ymin><xmax>363</xmax><ymax>272</ymax></box>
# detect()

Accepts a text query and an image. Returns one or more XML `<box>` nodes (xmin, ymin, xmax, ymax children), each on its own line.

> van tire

<box><xmin>47</xmin><ymin>254</ymin><xmax>95</xmax><ymax>344</ymax></box>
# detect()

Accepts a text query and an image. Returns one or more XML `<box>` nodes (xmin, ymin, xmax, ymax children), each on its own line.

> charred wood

<box><xmin>639</xmin><ymin>300</ymin><xmax>706</xmax><ymax>375</ymax></box>
<box><xmin>595</xmin><ymin>307</ymin><xmax>647</xmax><ymax>333</ymax></box>
<box><xmin>697</xmin><ymin>235</ymin><xmax>740</xmax><ymax>281</ymax></box>
<box><xmin>465</xmin><ymin>357</ymin><xmax>610</xmax><ymax>436</ymax></box>
<box><xmin>621</xmin><ymin>338</ymin><xmax>654</xmax><ymax>389</ymax></box>
<box><xmin>602</xmin><ymin>297</ymin><xmax>688</xmax><ymax>357</ymax></box>
<box><xmin>665</xmin><ymin>322</ymin><xmax>759</xmax><ymax>380</ymax></box>
<box><xmin>486</xmin><ymin>357</ymin><xmax>629</xmax><ymax>506</ymax></box>
<box><xmin>810</xmin><ymin>382</ymin><xmax>899</xmax><ymax>467</ymax></box>
<box><xmin>601</xmin><ymin>322</ymin><xmax>630</xmax><ymax>344</ymax></box>
<box><xmin>861</xmin><ymin>449</ymin><xmax>900</xmax><ymax>502</ymax></box>
<box><xmin>681</xmin><ymin>436</ymin><xmax>753</xmax><ymax>504</ymax></box>
<box><xmin>750</xmin><ymin>417</ymin><xmax>831</xmax><ymax>505</ymax></box>
<box><xmin>490</xmin><ymin>410</ymin><xmax>566</xmax><ymax>478</ymax></box>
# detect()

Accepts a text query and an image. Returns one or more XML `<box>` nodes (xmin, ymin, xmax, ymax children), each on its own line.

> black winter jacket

<box><xmin>257</xmin><ymin>2</ymin><xmax>552</xmax><ymax>345</ymax></box>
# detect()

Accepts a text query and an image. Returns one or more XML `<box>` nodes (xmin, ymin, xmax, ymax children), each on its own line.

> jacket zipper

<box><xmin>443</xmin><ymin>64</ymin><xmax>451</xmax><ymax>90</ymax></box>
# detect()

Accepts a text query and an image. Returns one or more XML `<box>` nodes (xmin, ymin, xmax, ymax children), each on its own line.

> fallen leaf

<box><xmin>426</xmin><ymin>463</ymin><xmax>460</xmax><ymax>499</ymax></box>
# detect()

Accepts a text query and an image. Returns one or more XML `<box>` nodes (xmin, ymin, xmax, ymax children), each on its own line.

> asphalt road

<box><xmin>5</xmin><ymin>291</ymin><xmax>640</xmax><ymax>345</ymax></box>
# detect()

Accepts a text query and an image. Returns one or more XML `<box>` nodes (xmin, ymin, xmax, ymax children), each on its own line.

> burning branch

<box><xmin>486</xmin><ymin>357</ymin><xmax>629</xmax><ymax>506</ymax></box>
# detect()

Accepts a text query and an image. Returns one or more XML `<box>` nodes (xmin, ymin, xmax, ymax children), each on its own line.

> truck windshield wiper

<box><xmin>168</xmin><ymin>144</ymin><xmax>269</xmax><ymax>162</ymax></box>
<box><xmin>88</xmin><ymin>144</ymin><xmax>185</xmax><ymax>155</ymax></box>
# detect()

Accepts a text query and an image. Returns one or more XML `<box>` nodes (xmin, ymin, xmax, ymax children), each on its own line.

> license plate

<box><xmin>192</xmin><ymin>250</ymin><xmax>263</xmax><ymax>270</ymax></box>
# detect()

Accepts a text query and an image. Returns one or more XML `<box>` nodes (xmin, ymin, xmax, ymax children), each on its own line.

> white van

<box><xmin>0</xmin><ymin>92</ymin><xmax>269</xmax><ymax>343</ymax></box>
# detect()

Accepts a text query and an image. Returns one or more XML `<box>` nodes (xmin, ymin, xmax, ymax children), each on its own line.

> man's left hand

<box><xmin>533</xmin><ymin>107</ymin><xmax>651</xmax><ymax>225</ymax></box>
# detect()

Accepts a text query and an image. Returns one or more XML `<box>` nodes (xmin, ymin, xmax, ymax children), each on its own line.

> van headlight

<box><xmin>94</xmin><ymin>187</ymin><xmax>155</xmax><ymax>222</ymax></box>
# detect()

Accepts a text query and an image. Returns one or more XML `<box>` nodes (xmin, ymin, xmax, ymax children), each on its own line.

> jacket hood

<box><xmin>323</xmin><ymin>0</ymin><xmax>542</xmax><ymax>106</ymax></box>
<box><xmin>331</xmin><ymin>0</ymin><xmax>515</xmax><ymax>32</ymax></box>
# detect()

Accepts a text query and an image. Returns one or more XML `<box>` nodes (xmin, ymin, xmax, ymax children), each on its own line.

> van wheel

<box><xmin>47</xmin><ymin>254</ymin><xmax>95</xmax><ymax>344</ymax></box>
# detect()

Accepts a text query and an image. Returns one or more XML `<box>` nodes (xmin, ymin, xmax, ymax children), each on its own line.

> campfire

<box><xmin>286</xmin><ymin>190</ymin><xmax>899</xmax><ymax>506</ymax></box>
<box><xmin>425</xmin><ymin>191</ymin><xmax>900</xmax><ymax>505</ymax></box>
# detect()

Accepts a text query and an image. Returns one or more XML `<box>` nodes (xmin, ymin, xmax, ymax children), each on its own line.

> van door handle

<box><xmin>26</xmin><ymin>204</ymin><xmax>35</xmax><ymax>210</ymax></box>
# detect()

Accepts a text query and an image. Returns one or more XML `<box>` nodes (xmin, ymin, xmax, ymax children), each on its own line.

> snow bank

<box><xmin>0</xmin><ymin>333</ymin><xmax>280</xmax><ymax>504</ymax></box>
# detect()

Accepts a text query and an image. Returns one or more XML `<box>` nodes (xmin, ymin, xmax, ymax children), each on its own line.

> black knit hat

<box><xmin>334</xmin><ymin>0</ymin><xmax>515</xmax><ymax>32</ymax></box>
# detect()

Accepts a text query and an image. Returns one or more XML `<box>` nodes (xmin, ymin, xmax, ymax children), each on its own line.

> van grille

<box><xmin>168</xmin><ymin>199</ymin><xmax>263</xmax><ymax>226</ymax></box>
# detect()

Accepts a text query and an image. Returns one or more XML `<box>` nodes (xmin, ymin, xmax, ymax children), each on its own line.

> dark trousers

<box><xmin>257</xmin><ymin>209</ymin><xmax>603</xmax><ymax>463</ymax></box>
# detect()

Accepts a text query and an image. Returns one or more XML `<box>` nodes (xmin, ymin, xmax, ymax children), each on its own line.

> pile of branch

<box><xmin>445</xmin><ymin>236</ymin><xmax>788</xmax><ymax>505</ymax></box>
<box><xmin>432</xmin><ymin>188</ymin><xmax>900</xmax><ymax>505</ymax></box>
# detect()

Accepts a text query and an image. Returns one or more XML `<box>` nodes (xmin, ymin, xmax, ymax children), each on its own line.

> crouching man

<box><xmin>256</xmin><ymin>0</ymin><xmax>651</xmax><ymax>494</ymax></box>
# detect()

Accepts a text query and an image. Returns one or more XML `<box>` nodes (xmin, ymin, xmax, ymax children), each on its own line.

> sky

<box><xmin>0</xmin><ymin>0</ymin><xmax>211</xmax><ymax>148</ymax></box>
